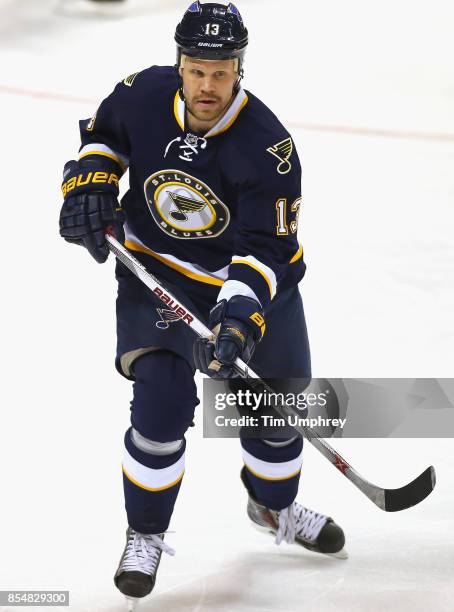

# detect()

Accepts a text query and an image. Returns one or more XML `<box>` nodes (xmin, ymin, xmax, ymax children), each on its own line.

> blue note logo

<box><xmin>144</xmin><ymin>170</ymin><xmax>230</xmax><ymax>239</ymax></box>
<box><xmin>267</xmin><ymin>137</ymin><xmax>293</xmax><ymax>175</ymax></box>
<box><xmin>156</xmin><ymin>307</ymin><xmax>182</xmax><ymax>330</ymax></box>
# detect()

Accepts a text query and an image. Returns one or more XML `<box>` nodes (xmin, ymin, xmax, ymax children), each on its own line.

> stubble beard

<box><xmin>186</xmin><ymin>94</ymin><xmax>234</xmax><ymax>127</ymax></box>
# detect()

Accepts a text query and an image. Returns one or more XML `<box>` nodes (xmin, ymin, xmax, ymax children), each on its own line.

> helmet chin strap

<box><xmin>233</xmin><ymin>67</ymin><xmax>244</xmax><ymax>94</ymax></box>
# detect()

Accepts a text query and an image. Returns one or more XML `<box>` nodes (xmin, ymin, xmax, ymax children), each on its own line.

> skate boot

<box><xmin>241</xmin><ymin>468</ymin><xmax>347</xmax><ymax>558</ymax></box>
<box><xmin>114</xmin><ymin>527</ymin><xmax>175</xmax><ymax>609</ymax></box>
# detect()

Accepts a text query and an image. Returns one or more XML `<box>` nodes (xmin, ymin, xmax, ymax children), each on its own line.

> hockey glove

<box><xmin>193</xmin><ymin>295</ymin><xmax>266</xmax><ymax>378</ymax></box>
<box><xmin>59</xmin><ymin>159</ymin><xmax>125</xmax><ymax>263</ymax></box>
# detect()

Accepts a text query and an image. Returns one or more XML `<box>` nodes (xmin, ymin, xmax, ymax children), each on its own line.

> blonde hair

<box><xmin>180</xmin><ymin>53</ymin><xmax>239</xmax><ymax>72</ymax></box>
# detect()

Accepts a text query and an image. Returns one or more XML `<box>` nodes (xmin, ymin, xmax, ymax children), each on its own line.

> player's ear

<box><xmin>178</xmin><ymin>53</ymin><xmax>187</xmax><ymax>78</ymax></box>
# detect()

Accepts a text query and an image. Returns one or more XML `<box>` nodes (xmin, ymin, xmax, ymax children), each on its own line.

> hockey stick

<box><xmin>106</xmin><ymin>234</ymin><xmax>436</xmax><ymax>512</ymax></box>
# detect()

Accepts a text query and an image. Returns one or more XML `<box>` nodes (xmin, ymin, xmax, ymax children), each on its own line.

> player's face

<box><xmin>180</xmin><ymin>58</ymin><xmax>237</xmax><ymax>128</ymax></box>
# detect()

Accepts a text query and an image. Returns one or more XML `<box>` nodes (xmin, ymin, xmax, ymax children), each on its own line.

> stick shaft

<box><xmin>106</xmin><ymin>235</ymin><xmax>435</xmax><ymax>511</ymax></box>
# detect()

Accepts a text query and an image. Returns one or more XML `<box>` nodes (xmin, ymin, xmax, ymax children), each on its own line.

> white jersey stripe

<box><xmin>217</xmin><ymin>279</ymin><xmax>261</xmax><ymax>305</ymax></box>
<box><xmin>124</xmin><ymin>225</ymin><xmax>229</xmax><ymax>283</ymax></box>
<box><xmin>231</xmin><ymin>255</ymin><xmax>277</xmax><ymax>299</ymax></box>
<box><xmin>79</xmin><ymin>143</ymin><xmax>129</xmax><ymax>169</ymax></box>
<box><xmin>242</xmin><ymin>447</ymin><xmax>303</xmax><ymax>481</ymax></box>
<box><xmin>205</xmin><ymin>89</ymin><xmax>248</xmax><ymax>138</ymax></box>
<box><xmin>122</xmin><ymin>447</ymin><xmax>185</xmax><ymax>492</ymax></box>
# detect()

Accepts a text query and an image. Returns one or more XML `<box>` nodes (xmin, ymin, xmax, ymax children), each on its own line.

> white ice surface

<box><xmin>0</xmin><ymin>1</ymin><xmax>453</xmax><ymax>611</ymax></box>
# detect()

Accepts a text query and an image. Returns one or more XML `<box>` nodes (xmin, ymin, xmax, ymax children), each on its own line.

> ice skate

<box><xmin>241</xmin><ymin>468</ymin><xmax>347</xmax><ymax>559</ymax></box>
<box><xmin>114</xmin><ymin>527</ymin><xmax>175</xmax><ymax>608</ymax></box>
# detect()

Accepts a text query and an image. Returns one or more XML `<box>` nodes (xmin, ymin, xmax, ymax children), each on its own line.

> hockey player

<box><xmin>59</xmin><ymin>1</ymin><xmax>346</xmax><ymax>606</ymax></box>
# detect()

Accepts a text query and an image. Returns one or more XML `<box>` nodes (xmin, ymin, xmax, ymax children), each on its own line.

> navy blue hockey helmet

<box><xmin>175</xmin><ymin>2</ymin><xmax>248</xmax><ymax>71</ymax></box>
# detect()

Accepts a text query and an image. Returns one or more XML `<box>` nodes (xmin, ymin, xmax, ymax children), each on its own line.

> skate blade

<box><xmin>326</xmin><ymin>547</ymin><xmax>349</xmax><ymax>560</ymax></box>
<box><xmin>250</xmin><ymin>521</ymin><xmax>275</xmax><ymax>536</ymax></box>
<box><xmin>250</xmin><ymin>521</ymin><xmax>348</xmax><ymax>559</ymax></box>
<box><xmin>125</xmin><ymin>596</ymin><xmax>139</xmax><ymax>612</ymax></box>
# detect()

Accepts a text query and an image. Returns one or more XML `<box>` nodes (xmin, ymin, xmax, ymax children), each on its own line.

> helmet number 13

<box><xmin>205</xmin><ymin>23</ymin><xmax>220</xmax><ymax>35</ymax></box>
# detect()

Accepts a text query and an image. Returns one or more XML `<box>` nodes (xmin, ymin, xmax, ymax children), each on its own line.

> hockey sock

<box><xmin>122</xmin><ymin>427</ymin><xmax>186</xmax><ymax>534</ymax></box>
<box><xmin>241</xmin><ymin>437</ymin><xmax>303</xmax><ymax>511</ymax></box>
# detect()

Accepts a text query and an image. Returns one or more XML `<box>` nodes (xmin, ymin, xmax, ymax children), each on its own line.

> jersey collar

<box><xmin>173</xmin><ymin>88</ymin><xmax>249</xmax><ymax>138</ymax></box>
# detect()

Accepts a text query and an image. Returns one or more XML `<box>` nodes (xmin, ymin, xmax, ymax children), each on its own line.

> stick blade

<box><xmin>384</xmin><ymin>466</ymin><xmax>436</xmax><ymax>512</ymax></box>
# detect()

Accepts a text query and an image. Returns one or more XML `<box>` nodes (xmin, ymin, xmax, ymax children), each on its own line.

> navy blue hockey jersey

<box><xmin>78</xmin><ymin>66</ymin><xmax>305</xmax><ymax>308</ymax></box>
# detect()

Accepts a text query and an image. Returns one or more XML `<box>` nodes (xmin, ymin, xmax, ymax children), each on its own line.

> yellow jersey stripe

<box><xmin>230</xmin><ymin>259</ymin><xmax>273</xmax><ymax>298</ymax></box>
<box><xmin>244</xmin><ymin>462</ymin><xmax>302</xmax><ymax>482</ymax></box>
<box><xmin>122</xmin><ymin>466</ymin><xmax>185</xmax><ymax>492</ymax></box>
<box><xmin>125</xmin><ymin>240</ymin><xmax>225</xmax><ymax>286</ymax></box>
<box><xmin>290</xmin><ymin>244</ymin><xmax>304</xmax><ymax>264</ymax></box>
<box><xmin>206</xmin><ymin>95</ymin><xmax>249</xmax><ymax>138</ymax></box>
<box><xmin>173</xmin><ymin>90</ymin><xmax>184</xmax><ymax>131</ymax></box>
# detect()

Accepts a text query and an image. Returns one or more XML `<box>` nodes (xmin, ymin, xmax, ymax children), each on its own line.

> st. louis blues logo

<box><xmin>267</xmin><ymin>137</ymin><xmax>293</xmax><ymax>175</ymax></box>
<box><xmin>144</xmin><ymin>169</ymin><xmax>230</xmax><ymax>239</ymax></box>
<box><xmin>156</xmin><ymin>308</ymin><xmax>183</xmax><ymax>330</ymax></box>
<box><xmin>167</xmin><ymin>192</ymin><xmax>206</xmax><ymax>222</ymax></box>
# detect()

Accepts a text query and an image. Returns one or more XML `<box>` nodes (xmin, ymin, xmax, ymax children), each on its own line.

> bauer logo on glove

<box><xmin>59</xmin><ymin>158</ymin><xmax>124</xmax><ymax>264</ymax></box>
<box><xmin>249</xmin><ymin>312</ymin><xmax>266</xmax><ymax>337</ymax></box>
<box><xmin>61</xmin><ymin>170</ymin><xmax>120</xmax><ymax>197</ymax></box>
